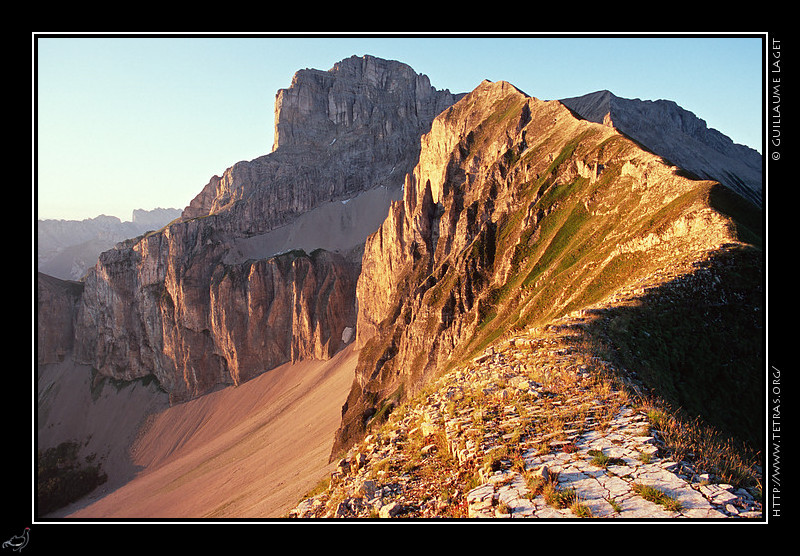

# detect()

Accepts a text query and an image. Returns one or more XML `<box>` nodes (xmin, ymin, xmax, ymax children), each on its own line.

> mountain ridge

<box><xmin>331</xmin><ymin>78</ymin><xmax>762</xmax><ymax>460</ymax></box>
<box><xmin>35</xmin><ymin>55</ymin><xmax>764</xmax><ymax>520</ymax></box>
<box><xmin>560</xmin><ymin>89</ymin><xmax>762</xmax><ymax>207</ymax></box>
<box><xmin>290</xmin><ymin>310</ymin><xmax>763</xmax><ymax>519</ymax></box>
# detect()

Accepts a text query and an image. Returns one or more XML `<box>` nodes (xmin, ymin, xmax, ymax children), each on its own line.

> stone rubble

<box><xmin>288</xmin><ymin>321</ymin><xmax>763</xmax><ymax>520</ymax></box>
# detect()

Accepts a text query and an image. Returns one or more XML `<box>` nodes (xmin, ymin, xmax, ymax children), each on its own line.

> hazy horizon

<box><xmin>34</xmin><ymin>33</ymin><xmax>765</xmax><ymax>222</ymax></box>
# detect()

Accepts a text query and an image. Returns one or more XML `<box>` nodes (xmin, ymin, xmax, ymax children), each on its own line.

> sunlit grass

<box><xmin>632</xmin><ymin>482</ymin><xmax>684</xmax><ymax>513</ymax></box>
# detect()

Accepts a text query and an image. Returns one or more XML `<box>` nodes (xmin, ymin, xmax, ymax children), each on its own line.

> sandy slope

<box><xmin>45</xmin><ymin>344</ymin><xmax>357</xmax><ymax>519</ymax></box>
<box><xmin>38</xmin><ymin>184</ymin><xmax>390</xmax><ymax>520</ymax></box>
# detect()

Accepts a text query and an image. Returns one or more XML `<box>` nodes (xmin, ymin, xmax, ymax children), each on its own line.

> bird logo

<box><xmin>2</xmin><ymin>528</ymin><xmax>29</xmax><ymax>552</ymax></box>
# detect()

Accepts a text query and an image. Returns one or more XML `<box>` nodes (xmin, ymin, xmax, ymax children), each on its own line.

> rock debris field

<box><xmin>288</xmin><ymin>318</ymin><xmax>763</xmax><ymax>520</ymax></box>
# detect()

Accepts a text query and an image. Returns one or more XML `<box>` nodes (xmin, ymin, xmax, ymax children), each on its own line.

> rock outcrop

<box><xmin>69</xmin><ymin>55</ymin><xmax>463</xmax><ymax>403</ymax></box>
<box><xmin>332</xmin><ymin>79</ymin><xmax>762</xmax><ymax>458</ymax></box>
<box><xmin>37</xmin><ymin>273</ymin><xmax>83</xmax><ymax>365</ymax></box>
<box><xmin>560</xmin><ymin>90</ymin><xmax>763</xmax><ymax>208</ymax></box>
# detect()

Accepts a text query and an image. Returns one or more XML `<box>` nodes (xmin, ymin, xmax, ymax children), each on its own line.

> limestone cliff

<box><xmin>73</xmin><ymin>227</ymin><xmax>359</xmax><ymax>402</ymax></box>
<box><xmin>70</xmin><ymin>55</ymin><xmax>462</xmax><ymax>403</ymax></box>
<box><xmin>332</xmin><ymin>79</ymin><xmax>762</xmax><ymax>457</ymax></box>
<box><xmin>37</xmin><ymin>208</ymin><xmax>181</xmax><ymax>281</ymax></box>
<box><xmin>37</xmin><ymin>273</ymin><xmax>83</xmax><ymax>365</ymax></box>
<box><xmin>182</xmin><ymin>55</ymin><xmax>463</xmax><ymax>233</ymax></box>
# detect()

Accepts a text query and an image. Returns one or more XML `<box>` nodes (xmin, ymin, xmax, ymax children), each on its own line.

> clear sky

<box><xmin>34</xmin><ymin>33</ymin><xmax>765</xmax><ymax>222</ymax></box>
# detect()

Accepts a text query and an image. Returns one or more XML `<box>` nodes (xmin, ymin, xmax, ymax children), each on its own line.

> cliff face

<box><xmin>71</xmin><ymin>56</ymin><xmax>462</xmax><ymax>403</ymax></box>
<box><xmin>37</xmin><ymin>273</ymin><xmax>83</xmax><ymax>365</ymax></box>
<box><xmin>37</xmin><ymin>208</ymin><xmax>181</xmax><ymax>281</ymax></box>
<box><xmin>332</xmin><ymin>79</ymin><xmax>761</xmax><ymax>457</ymax></box>
<box><xmin>73</xmin><ymin>225</ymin><xmax>359</xmax><ymax>401</ymax></box>
<box><xmin>182</xmin><ymin>55</ymin><xmax>463</xmax><ymax>233</ymax></box>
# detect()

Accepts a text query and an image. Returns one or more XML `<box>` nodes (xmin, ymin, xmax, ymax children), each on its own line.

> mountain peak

<box><xmin>333</xmin><ymin>71</ymin><xmax>763</xmax><ymax>457</ymax></box>
<box><xmin>272</xmin><ymin>54</ymin><xmax>462</xmax><ymax>154</ymax></box>
<box><xmin>560</xmin><ymin>89</ymin><xmax>615</xmax><ymax>115</ymax></box>
<box><xmin>561</xmin><ymin>91</ymin><xmax>762</xmax><ymax>207</ymax></box>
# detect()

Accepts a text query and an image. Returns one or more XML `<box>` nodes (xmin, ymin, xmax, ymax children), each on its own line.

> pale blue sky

<box><xmin>34</xmin><ymin>33</ymin><xmax>765</xmax><ymax>221</ymax></box>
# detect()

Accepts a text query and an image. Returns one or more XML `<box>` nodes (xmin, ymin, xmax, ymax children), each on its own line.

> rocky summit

<box><xmin>560</xmin><ymin>90</ymin><xmax>763</xmax><ymax>208</ymax></box>
<box><xmin>36</xmin><ymin>55</ymin><xmax>764</xmax><ymax>521</ymax></box>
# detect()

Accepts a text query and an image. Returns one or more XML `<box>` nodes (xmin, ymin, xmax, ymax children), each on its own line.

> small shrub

<box><xmin>524</xmin><ymin>472</ymin><xmax>547</xmax><ymax>499</ymax></box>
<box><xmin>544</xmin><ymin>483</ymin><xmax>577</xmax><ymax>509</ymax></box>
<box><xmin>632</xmin><ymin>482</ymin><xmax>683</xmax><ymax>513</ymax></box>
<box><xmin>646</xmin><ymin>408</ymin><xmax>670</xmax><ymax>430</ymax></box>
<box><xmin>588</xmin><ymin>449</ymin><xmax>626</xmax><ymax>468</ymax></box>
<box><xmin>571</xmin><ymin>502</ymin><xmax>593</xmax><ymax>518</ymax></box>
<box><xmin>37</xmin><ymin>441</ymin><xmax>107</xmax><ymax>517</ymax></box>
<box><xmin>607</xmin><ymin>497</ymin><xmax>623</xmax><ymax>514</ymax></box>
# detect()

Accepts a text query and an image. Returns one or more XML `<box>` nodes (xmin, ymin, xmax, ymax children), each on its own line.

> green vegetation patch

<box><xmin>91</xmin><ymin>368</ymin><xmax>166</xmax><ymax>401</ymax></box>
<box><xmin>562</xmin><ymin>251</ymin><xmax>647</xmax><ymax>316</ymax></box>
<box><xmin>544</xmin><ymin>483</ymin><xmax>577</xmax><ymax>509</ymax></box>
<box><xmin>631</xmin><ymin>482</ymin><xmax>684</xmax><ymax>513</ymax></box>
<box><xmin>587</xmin><ymin>449</ymin><xmax>627</xmax><ymax>468</ymax></box>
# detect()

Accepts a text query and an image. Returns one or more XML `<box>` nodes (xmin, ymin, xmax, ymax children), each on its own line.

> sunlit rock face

<box><xmin>71</xmin><ymin>55</ymin><xmax>463</xmax><ymax>403</ymax></box>
<box><xmin>332</xmin><ymin>79</ymin><xmax>758</xmax><ymax>457</ymax></box>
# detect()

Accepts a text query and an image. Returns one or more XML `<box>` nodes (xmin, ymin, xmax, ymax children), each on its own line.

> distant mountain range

<box><xmin>37</xmin><ymin>208</ymin><xmax>182</xmax><ymax>280</ymax></box>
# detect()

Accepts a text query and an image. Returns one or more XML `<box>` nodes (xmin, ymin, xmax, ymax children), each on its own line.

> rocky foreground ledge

<box><xmin>288</xmin><ymin>319</ymin><xmax>763</xmax><ymax>520</ymax></box>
